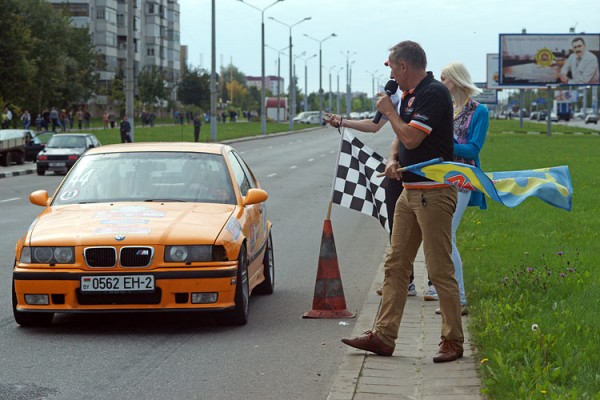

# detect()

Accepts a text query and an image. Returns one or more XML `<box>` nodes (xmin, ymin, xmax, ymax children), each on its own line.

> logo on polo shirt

<box><xmin>408</xmin><ymin>97</ymin><xmax>415</xmax><ymax>108</ymax></box>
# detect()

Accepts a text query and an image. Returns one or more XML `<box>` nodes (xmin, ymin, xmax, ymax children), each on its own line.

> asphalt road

<box><xmin>0</xmin><ymin>126</ymin><xmax>394</xmax><ymax>400</ymax></box>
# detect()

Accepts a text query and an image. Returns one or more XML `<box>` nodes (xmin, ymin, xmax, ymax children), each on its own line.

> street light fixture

<box><xmin>238</xmin><ymin>0</ymin><xmax>284</xmax><ymax>135</ymax></box>
<box><xmin>303</xmin><ymin>33</ymin><xmax>337</xmax><ymax>121</ymax></box>
<box><xmin>326</xmin><ymin>65</ymin><xmax>337</xmax><ymax>112</ymax></box>
<box><xmin>268</xmin><ymin>16</ymin><xmax>311</xmax><ymax>130</ymax></box>
<box><xmin>299</xmin><ymin>53</ymin><xmax>317</xmax><ymax>112</ymax></box>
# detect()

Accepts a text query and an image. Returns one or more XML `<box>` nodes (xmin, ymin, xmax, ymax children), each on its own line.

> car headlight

<box><xmin>22</xmin><ymin>246</ymin><xmax>75</xmax><ymax>264</ymax></box>
<box><xmin>165</xmin><ymin>245</ymin><xmax>227</xmax><ymax>262</ymax></box>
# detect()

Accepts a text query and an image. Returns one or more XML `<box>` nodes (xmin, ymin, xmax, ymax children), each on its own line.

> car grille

<box><xmin>84</xmin><ymin>247</ymin><xmax>153</xmax><ymax>268</ymax></box>
<box><xmin>85</xmin><ymin>247</ymin><xmax>117</xmax><ymax>267</ymax></box>
<box><xmin>76</xmin><ymin>288</ymin><xmax>162</xmax><ymax>305</ymax></box>
<box><xmin>120</xmin><ymin>247</ymin><xmax>153</xmax><ymax>267</ymax></box>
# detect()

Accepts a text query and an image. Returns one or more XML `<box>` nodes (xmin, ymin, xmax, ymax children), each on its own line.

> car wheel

<box><xmin>36</xmin><ymin>167</ymin><xmax>46</xmax><ymax>176</ymax></box>
<box><xmin>12</xmin><ymin>277</ymin><xmax>53</xmax><ymax>327</ymax></box>
<box><xmin>253</xmin><ymin>231</ymin><xmax>274</xmax><ymax>295</ymax></box>
<box><xmin>15</xmin><ymin>152</ymin><xmax>25</xmax><ymax>165</ymax></box>
<box><xmin>218</xmin><ymin>246</ymin><xmax>249</xmax><ymax>325</ymax></box>
<box><xmin>1</xmin><ymin>152</ymin><xmax>11</xmax><ymax>166</ymax></box>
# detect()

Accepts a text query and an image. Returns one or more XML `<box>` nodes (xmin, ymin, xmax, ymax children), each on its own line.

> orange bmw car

<box><xmin>12</xmin><ymin>142</ymin><xmax>274</xmax><ymax>326</ymax></box>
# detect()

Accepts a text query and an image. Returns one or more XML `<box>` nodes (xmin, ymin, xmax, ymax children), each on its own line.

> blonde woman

<box><xmin>437</xmin><ymin>62</ymin><xmax>489</xmax><ymax>315</ymax></box>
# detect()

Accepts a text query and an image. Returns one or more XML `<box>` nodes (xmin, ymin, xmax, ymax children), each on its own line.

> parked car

<box><xmin>585</xmin><ymin>114</ymin><xmax>598</xmax><ymax>124</ymax></box>
<box><xmin>36</xmin><ymin>133</ymin><xmax>101</xmax><ymax>175</ymax></box>
<box><xmin>294</xmin><ymin>111</ymin><xmax>320</xmax><ymax>124</ymax></box>
<box><xmin>12</xmin><ymin>142</ymin><xmax>274</xmax><ymax>326</ymax></box>
<box><xmin>529</xmin><ymin>112</ymin><xmax>539</xmax><ymax>120</ymax></box>
<box><xmin>25</xmin><ymin>131</ymin><xmax>51</xmax><ymax>162</ymax></box>
<box><xmin>550</xmin><ymin>112</ymin><xmax>559</xmax><ymax>122</ymax></box>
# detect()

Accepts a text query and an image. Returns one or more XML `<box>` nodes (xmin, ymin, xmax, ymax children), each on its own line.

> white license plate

<box><xmin>80</xmin><ymin>275</ymin><xmax>155</xmax><ymax>293</ymax></box>
<box><xmin>49</xmin><ymin>162</ymin><xmax>66</xmax><ymax>167</ymax></box>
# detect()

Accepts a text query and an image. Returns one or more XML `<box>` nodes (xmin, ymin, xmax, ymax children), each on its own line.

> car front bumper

<box><xmin>13</xmin><ymin>266</ymin><xmax>239</xmax><ymax>313</ymax></box>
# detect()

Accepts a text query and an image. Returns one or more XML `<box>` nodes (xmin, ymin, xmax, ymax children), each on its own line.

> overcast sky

<box><xmin>179</xmin><ymin>0</ymin><xmax>599</xmax><ymax>96</ymax></box>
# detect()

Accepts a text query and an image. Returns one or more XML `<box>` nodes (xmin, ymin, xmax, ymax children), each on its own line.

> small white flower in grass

<box><xmin>531</xmin><ymin>323</ymin><xmax>539</xmax><ymax>332</ymax></box>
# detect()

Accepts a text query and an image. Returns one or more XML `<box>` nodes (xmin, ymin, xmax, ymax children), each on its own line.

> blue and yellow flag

<box><xmin>405</xmin><ymin>160</ymin><xmax>573</xmax><ymax>211</ymax></box>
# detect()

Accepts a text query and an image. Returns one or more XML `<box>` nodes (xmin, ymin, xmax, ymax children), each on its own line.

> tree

<box><xmin>0</xmin><ymin>0</ymin><xmax>97</xmax><ymax>113</ymax></box>
<box><xmin>138</xmin><ymin>66</ymin><xmax>168</xmax><ymax>109</ymax></box>
<box><xmin>177</xmin><ymin>66</ymin><xmax>210</xmax><ymax>109</ymax></box>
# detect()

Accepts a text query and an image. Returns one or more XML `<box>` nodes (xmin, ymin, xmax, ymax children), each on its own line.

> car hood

<box><xmin>27</xmin><ymin>202</ymin><xmax>236</xmax><ymax>246</ymax></box>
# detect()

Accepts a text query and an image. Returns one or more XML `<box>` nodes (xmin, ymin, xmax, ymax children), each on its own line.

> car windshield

<box><xmin>53</xmin><ymin>152</ymin><xmax>236</xmax><ymax>205</ymax></box>
<box><xmin>47</xmin><ymin>135</ymin><xmax>86</xmax><ymax>148</ymax></box>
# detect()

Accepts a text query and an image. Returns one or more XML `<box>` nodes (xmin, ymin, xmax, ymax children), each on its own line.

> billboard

<box><xmin>487</xmin><ymin>54</ymin><xmax>523</xmax><ymax>89</ymax></box>
<box><xmin>499</xmin><ymin>34</ymin><xmax>600</xmax><ymax>86</ymax></box>
<box><xmin>473</xmin><ymin>82</ymin><xmax>497</xmax><ymax>104</ymax></box>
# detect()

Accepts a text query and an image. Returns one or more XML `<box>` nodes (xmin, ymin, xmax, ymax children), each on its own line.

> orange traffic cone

<box><xmin>303</xmin><ymin>219</ymin><xmax>355</xmax><ymax>319</ymax></box>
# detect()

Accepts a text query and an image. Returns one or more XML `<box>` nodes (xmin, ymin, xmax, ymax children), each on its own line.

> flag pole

<box><xmin>327</xmin><ymin>127</ymin><xmax>347</xmax><ymax>220</ymax></box>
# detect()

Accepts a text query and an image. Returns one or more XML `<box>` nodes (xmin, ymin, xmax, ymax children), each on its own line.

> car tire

<box><xmin>2</xmin><ymin>152</ymin><xmax>11</xmax><ymax>166</ymax></box>
<box><xmin>217</xmin><ymin>246</ymin><xmax>249</xmax><ymax>325</ymax></box>
<box><xmin>15</xmin><ymin>152</ymin><xmax>25</xmax><ymax>165</ymax></box>
<box><xmin>12</xmin><ymin>277</ymin><xmax>54</xmax><ymax>327</ymax></box>
<box><xmin>253</xmin><ymin>231</ymin><xmax>274</xmax><ymax>295</ymax></box>
<box><xmin>36</xmin><ymin>167</ymin><xmax>46</xmax><ymax>176</ymax></box>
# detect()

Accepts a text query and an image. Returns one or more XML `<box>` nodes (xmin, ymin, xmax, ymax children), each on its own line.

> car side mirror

<box><xmin>242</xmin><ymin>188</ymin><xmax>268</xmax><ymax>206</ymax></box>
<box><xmin>30</xmin><ymin>190</ymin><xmax>50</xmax><ymax>207</ymax></box>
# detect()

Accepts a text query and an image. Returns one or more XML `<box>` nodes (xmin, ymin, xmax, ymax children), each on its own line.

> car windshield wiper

<box><xmin>143</xmin><ymin>199</ymin><xmax>187</xmax><ymax>202</ymax></box>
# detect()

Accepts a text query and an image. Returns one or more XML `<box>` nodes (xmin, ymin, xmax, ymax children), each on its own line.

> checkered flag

<box><xmin>331</xmin><ymin>129</ymin><xmax>389</xmax><ymax>232</ymax></box>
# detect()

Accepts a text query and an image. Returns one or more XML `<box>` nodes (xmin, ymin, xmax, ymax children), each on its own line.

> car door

<box><xmin>227</xmin><ymin>150</ymin><xmax>267</xmax><ymax>274</ymax></box>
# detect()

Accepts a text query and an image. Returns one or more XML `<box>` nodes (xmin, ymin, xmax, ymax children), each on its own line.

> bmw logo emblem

<box><xmin>115</xmin><ymin>235</ymin><xmax>126</xmax><ymax>241</ymax></box>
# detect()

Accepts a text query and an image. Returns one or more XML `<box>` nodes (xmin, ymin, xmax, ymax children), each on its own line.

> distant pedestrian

<box><xmin>49</xmin><ymin>107</ymin><xmax>59</xmax><ymax>132</ymax></box>
<box><xmin>119</xmin><ymin>115</ymin><xmax>132</xmax><ymax>143</ymax></box>
<box><xmin>103</xmin><ymin>111</ymin><xmax>109</xmax><ymax>129</ymax></box>
<box><xmin>60</xmin><ymin>109</ymin><xmax>68</xmax><ymax>132</ymax></box>
<box><xmin>21</xmin><ymin>110</ymin><xmax>31</xmax><ymax>129</ymax></box>
<box><xmin>193</xmin><ymin>114</ymin><xmax>202</xmax><ymax>142</ymax></box>
<box><xmin>84</xmin><ymin>110</ymin><xmax>91</xmax><ymax>128</ymax></box>
<box><xmin>108</xmin><ymin>111</ymin><xmax>116</xmax><ymax>128</ymax></box>
<box><xmin>77</xmin><ymin>108</ymin><xmax>84</xmax><ymax>130</ymax></box>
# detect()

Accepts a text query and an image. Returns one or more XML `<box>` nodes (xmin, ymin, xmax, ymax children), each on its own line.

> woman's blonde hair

<box><xmin>441</xmin><ymin>62</ymin><xmax>481</xmax><ymax>97</ymax></box>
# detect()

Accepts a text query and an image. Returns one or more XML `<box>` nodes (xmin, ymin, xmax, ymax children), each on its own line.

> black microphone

<box><xmin>372</xmin><ymin>79</ymin><xmax>399</xmax><ymax>124</ymax></box>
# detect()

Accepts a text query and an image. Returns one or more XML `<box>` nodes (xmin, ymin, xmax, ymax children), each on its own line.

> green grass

<box><xmin>73</xmin><ymin>120</ymin><xmax>312</xmax><ymax>145</ymax></box>
<box><xmin>461</xmin><ymin>133</ymin><xmax>600</xmax><ymax>399</ymax></box>
<box><xmin>488</xmin><ymin>119</ymin><xmax>599</xmax><ymax>135</ymax></box>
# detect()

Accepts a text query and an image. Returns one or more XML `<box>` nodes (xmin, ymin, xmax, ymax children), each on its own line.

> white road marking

<box><xmin>266</xmin><ymin>173</ymin><xmax>277</xmax><ymax>178</ymax></box>
<box><xmin>307</xmin><ymin>158</ymin><xmax>314</xmax><ymax>162</ymax></box>
<box><xmin>290</xmin><ymin>165</ymin><xmax>297</xmax><ymax>169</ymax></box>
<box><xmin>0</xmin><ymin>197</ymin><xmax>21</xmax><ymax>203</ymax></box>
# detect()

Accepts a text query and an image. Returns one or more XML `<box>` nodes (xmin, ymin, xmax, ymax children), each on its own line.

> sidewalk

<box><xmin>328</xmin><ymin>248</ymin><xmax>484</xmax><ymax>400</ymax></box>
<box><xmin>0</xmin><ymin>162</ymin><xmax>36</xmax><ymax>179</ymax></box>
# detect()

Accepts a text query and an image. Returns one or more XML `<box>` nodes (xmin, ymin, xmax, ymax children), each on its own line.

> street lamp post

<box><xmin>335</xmin><ymin>66</ymin><xmax>343</xmax><ymax>114</ymax></box>
<box><xmin>265</xmin><ymin>44</ymin><xmax>289</xmax><ymax>123</ymax></box>
<box><xmin>326</xmin><ymin>65</ymin><xmax>337</xmax><ymax>112</ymax></box>
<box><xmin>366</xmin><ymin>70</ymin><xmax>378</xmax><ymax>111</ymax></box>
<box><xmin>300</xmin><ymin>53</ymin><xmax>317</xmax><ymax>112</ymax></box>
<box><xmin>341</xmin><ymin>51</ymin><xmax>356</xmax><ymax>117</ymax></box>
<box><xmin>304</xmin><ymin>33</ymin><xmax>337</xmax><ymax>122</ymax></box>
<box><xmin>238</xmin><ymin>0</ymin><xmax>283</xmax><ymax>135</ymax></box>
<box><xmin>269</xmin><ymin>16</ymin><xmax>311</xmax><ymax>130</ymax></box>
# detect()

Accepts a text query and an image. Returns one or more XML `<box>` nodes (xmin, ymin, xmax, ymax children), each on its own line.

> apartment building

<box><xmin>48</xmin><ymin>0</ymin><xmax>182</xmax><ymax>114</ymax></box>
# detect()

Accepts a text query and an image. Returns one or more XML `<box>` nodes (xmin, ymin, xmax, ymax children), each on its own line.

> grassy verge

<box><xmin>74</xmin><ymin>120</ymin><xmax>312</xmax><ymax>145</ymax></box>
<box><xmin>461</xmin><ymin>133</ymin><xmax>600</xmax><ymax>399</ymax></box>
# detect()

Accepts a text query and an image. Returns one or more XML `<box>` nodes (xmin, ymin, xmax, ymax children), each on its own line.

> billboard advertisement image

<box><xmin>499</xmin><ymin>34</ymin><xmax>600</xmax><ymax>86</ymax></box>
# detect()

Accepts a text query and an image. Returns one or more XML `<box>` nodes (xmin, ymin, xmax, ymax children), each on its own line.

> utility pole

<box><xmin>126</xmin><ymin>0</ymin><xmax>135</xmax><ymax>141</ymax></box>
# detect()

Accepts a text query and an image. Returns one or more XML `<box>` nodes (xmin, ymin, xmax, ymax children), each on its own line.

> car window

<box><xmin>53</xmin><ymin>152</ymin><xmax>235</xmax><ymax>205</ymax></box>
<box><xmin>227</xmin><ymin>151</ymin><xmax>256</xmax><ymax>196</ymax></box>
<box><xmin>47</xmin><ymin>136</ymin><xmax>86</xmax><ymax>148</ymax></box>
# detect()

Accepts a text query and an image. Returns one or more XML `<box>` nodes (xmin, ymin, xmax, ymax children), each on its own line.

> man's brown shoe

<box><xmin>341</xmin><ymin>330</ymin><xmax>394</xmax><ymax>356</ymax></box>
<box><xmin>433</xmin><ymin>339</ymin><xmax>464</xmax><ymax>363</ymax></box>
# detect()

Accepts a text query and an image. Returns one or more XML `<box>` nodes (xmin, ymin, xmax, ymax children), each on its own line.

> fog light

<box><xmin>191</xmin><ymin>293</ymin><xmax>218</xmax><ymax>304</ymax></box>
<box><xmin>25</xmin><ymin>294</ymin><xmax>49</xmax><ymax>305</ymax></box>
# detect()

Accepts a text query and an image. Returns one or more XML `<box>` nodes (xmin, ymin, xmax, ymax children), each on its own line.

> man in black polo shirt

<box><xmin>342</xmin><ymin>41</ymin><xmax>463</xmax><ymax>363</ymax></box>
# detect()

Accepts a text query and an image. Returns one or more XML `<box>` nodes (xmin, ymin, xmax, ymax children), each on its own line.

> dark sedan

<box><xmin>36</xmin><ymin>133</ymin><xmax>101</xmax><ymax>175</ymax></box>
